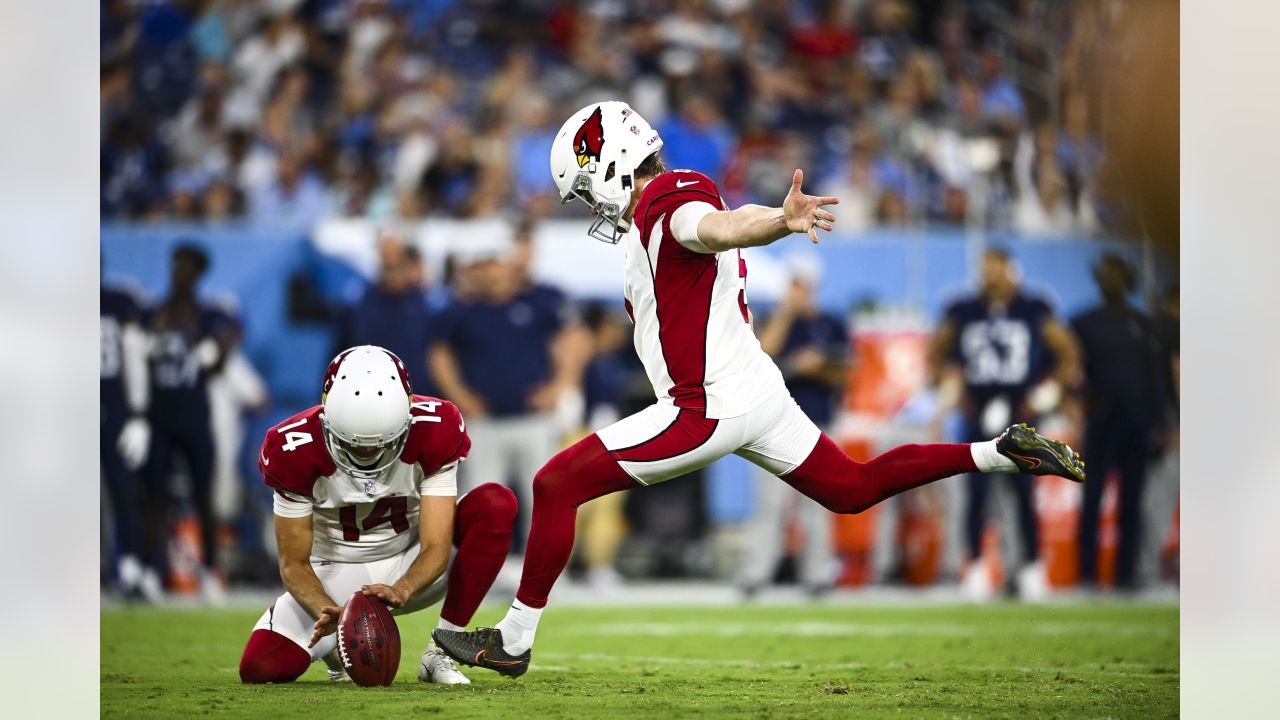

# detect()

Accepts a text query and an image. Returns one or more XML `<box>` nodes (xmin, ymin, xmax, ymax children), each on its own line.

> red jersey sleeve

<box><xmin>635</xmin><ymin>171</ymin><xmax>727</xmax><ymax>242</ymax></box>
<box><xmin>401</xmin><ymin>395</ymin><xmax>472</xmax><ymax>476</ymax></box>
<box><xmin>258</xmin><ymin>406</ymin><xmax>334</xmax><ymax>500</ymax></box>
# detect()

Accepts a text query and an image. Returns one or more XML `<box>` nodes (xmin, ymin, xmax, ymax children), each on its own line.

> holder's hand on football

<box><xmin>309</xmin><ymin>605</ymin><xmax>343</xmax><ymax>648</ymax></box>
<box><xmin>782</xmin><ymin>169</ymin><xmax>839</xmax><ymax>244</ymax></box>
<box><xmin>361</xmin><ymin>583</ymin><xmax>409</xmax><ymax>608</ymax></box>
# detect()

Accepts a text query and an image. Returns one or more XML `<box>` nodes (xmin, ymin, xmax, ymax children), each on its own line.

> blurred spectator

<box><xmin>337</xmin><ymin>231</ymin><xmax>434</xmax><ymax>387</ymax></box>
<box><xmin>738</xmin><ymin>254</ymin><xmax>845</xmax><ymax>597</ymax></box>
<box><xmin>575</xmin><ymin>303</ymin><xmax>635</xmax><ymax>592</ymax></box>
<box><xmin>165</xmin><ymin>80</ymin><xmax>226</xmax><ymax>170</ymax></box>
<box><xmin>205</xmin><ymin>297</ymin><xmax>268</xmax><ymax>555</ymax></box>
<box><xmin>100</xmin><ymin>58</ymin><xmax>136</xmax><ymax>138</ymax></box>
<box><xmin>818</xmin><ymin>133</ymin><xmax>877</xmax><ymax>232</ymax></box>
<box><xmin>929</xmin><ymin>248</ymin><xmax>1080</xmax><ymax>600</ymax></box>
<box><xmin>129</xmin><ymin>0</ymin><xmax>198</xmax><ymax>117</ymax></box>
<box><xmin>167</xmin><ymin>168</ymin><xmax>210</xmax><ymax>220</ymax></box>
<box><xmin>928</xmin><ymin>76</ymin><xmax>999</xmax><ymax>223</ymax></box>
<box><xmin>420</xmin><ymin>120</ymin><xmax>485</xmax><ymax>217</ymax></box>
<box><xmin>102</xmin><ymin>116</ymin><xmax>168</xmax><ymax>218</ymax></box>
<box><xmin>977</xmin><ymin>39</ymin><xmax>1026</xmax><ymax>125</ymax></box>
<box><xmin>229</xmin><ymin>9</ymin><xmax>303</xmax><ymax>117</ymax></box>
<box><xmin>97</xmin><ymin>0</ymin><xmax>1123</xmax><ymax>235</ymax></box>
<box><xmin>859</xmin><ymin>0</ymin><xmax>914</xmax><ymax>81</ymax></box>
<box><xmin>1071</xmin><ymin>253</ymin><xmax>1166</xmax><ymax>591</ymax></box>
<box><xmin>869</xmin><ymin>71</ymin><xmax>928</xmax><ymax>166</ymax></box>
<box><xmin>1142</xmin><ymin>282</ymin><xmax>1180</xmax><ymax>585</ymax></box>
<box><xmin>1013</xmin><ymin>123</ymin><xmax>1097</xmax><ymax>235</ymax></box>
<box><xmin>429</xmin><ymin>237</ymin><xmax>588</xmax><ymax>549</ymax></box>
<box><xmin>101</xmin><ymin>275</ymin><xmax>155</xmax><ymax>600</ymax></box>
<box><xmin>202</xmin><ymin>177</ymin><xmax>244</xmax><ymax>221</ymax></box>
<box><xmin>246</xmin><ymin>148</ymin><xmax>333</xmax><ymax>229</ymax></box>
<box><xmin>658</xmin><ymin>95</ymin><xmax>736</xmax><ymax>177</ymax></box>
<box><xmin>788</xmin><ymin>0</ymin><xmax>858</xmax><ymax>62</ymax></box>
<box><xmin>509</xmin><ymin>95</ymin><xmax>561</xmax><ymax>213</ymax></box>
<box><xmin>143</xmin><ymin>243</ymin><xmax>237</xmax><ymax>602</ymax></box>
<box><xmin>1056</xmin><ymin>91</ymin><xmax>1102</xmax><ymax>193</ymax></box>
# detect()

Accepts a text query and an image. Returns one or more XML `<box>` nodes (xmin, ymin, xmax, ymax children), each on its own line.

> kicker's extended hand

<box><xmin>782</xmin><ymin>169</ymin><xmax>839</xmax><ymax>244</ymax></box>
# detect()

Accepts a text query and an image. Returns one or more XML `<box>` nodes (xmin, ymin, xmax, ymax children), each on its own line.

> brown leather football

<box><xmin>335</xmin><ymin>591</ymin><xmax>401</xmax><ymax>686</ymax></box>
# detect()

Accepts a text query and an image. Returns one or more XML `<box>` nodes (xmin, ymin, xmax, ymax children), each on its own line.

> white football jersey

<box><xmin>623</xmin><ymin>170</ymin><xmax>786</xmax><ymax>419</ymax></box>
<box><xmin>261</xmin><ymin>396</ymin><xmax>470</xmax><ymax>563</ymax></box>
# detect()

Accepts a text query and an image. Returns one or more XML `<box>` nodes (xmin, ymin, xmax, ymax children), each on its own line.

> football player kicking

<box><xmin>433</xmin><ymin>102</ymin><xmax>1086</xmax><ymax>678</ymax></box>
<box><xmin>239</xmin><ymin>345</ymin><xmax>516</xmax><ymax>685</ymax></box>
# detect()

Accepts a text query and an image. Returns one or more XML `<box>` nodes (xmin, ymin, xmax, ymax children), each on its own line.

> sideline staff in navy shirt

<box><xmin>430</xmin><ymin>236</ymin><xmax>587</xmax><ymax>547</ymax></box>
<box><xmin>431</xmin><ymin>264</ymin><xmax>570</xmax><ymax>418</ymax></box>
<box><xmin>737</xmin><ymin>254</ymin><xmax>846</xmax><ymax>595</ymax></box>
<box><xmin>338</xmin><ymin>234</ymin><xmax>435</xmax><ymax>392</ymax></box>
<box><xmin>1071</xmin><ymin>253</ymin><xmax>1167</xmax><ymax>590</ymax></box>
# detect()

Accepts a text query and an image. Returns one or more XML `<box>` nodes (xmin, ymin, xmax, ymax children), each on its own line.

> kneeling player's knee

<box><xmin>468</xmin><ymin>482</ymin><xmax>518</xmax><ymax>525</ymax></box>
<box><xmin>239</xmin><ymin>630</ymin><xmax>309</xmax><ymax>684</ymax></box>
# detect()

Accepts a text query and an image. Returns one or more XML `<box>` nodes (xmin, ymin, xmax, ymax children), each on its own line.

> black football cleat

<box><xmin>431</xmin><ymin>627</ymin><xmax>531</xmax><ymax>678</ymax></box>
<box><xmin>996</xmin><ymin>423</ymin><xmax>1086</xmax><ymax>483</ymax></box>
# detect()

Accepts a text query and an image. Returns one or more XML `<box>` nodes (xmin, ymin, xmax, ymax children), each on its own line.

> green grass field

<box><xmin>102</xmin><ymin>601</ymin><xmax>1177</xmax><ymax>719</ymax></box>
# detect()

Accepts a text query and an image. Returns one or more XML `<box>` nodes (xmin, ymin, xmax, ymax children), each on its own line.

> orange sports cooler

<box><xmin>832</xmin><ymin>437</ymin><xmax>879</xmax><ymax>586</ymax></box>
<box><xmin>897</xmin><ymin>486</ymin><xmax>944</xmax><ymax>586</ymax></box>
<box><xmin>833</xmin><ymin>323</ymin><xmax>929</xmax><ymax>587</ymax></box>
<box><xmin>168</xmin><ymin>514</ymin><xmax>204</xmax><ymax>595</ymax></box>
<box><xmin>1037</xmin><ymin>475</ymin><xmax>1082</xmax><ymax>587</ymax></box>
<box><xmin>1096</xmin><ymin>472</ymin><xmax>1120</xmax><ymax>587</ymax></box>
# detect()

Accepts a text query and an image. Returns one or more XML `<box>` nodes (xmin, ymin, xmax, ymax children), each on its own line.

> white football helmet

<box><xmin>319</xmin><ymin>346</ymin><xmax>413</xmax><ymax>480</ymax></box>
<box><xmin>550</xmin><ymin>100</ymin><xmax>663</xmax><ymax>244</ymax></box>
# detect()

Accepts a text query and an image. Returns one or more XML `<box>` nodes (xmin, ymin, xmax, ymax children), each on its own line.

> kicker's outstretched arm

<box><xmin>695</xmin><ymin>169</ymin><xmax>839</xmax><ymax>252</ymax></box>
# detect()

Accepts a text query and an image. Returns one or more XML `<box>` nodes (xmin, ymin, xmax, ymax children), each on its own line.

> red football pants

<box><xmin>514</xmin><ymin>432</ymin><xmax>976</xmax><ymax>608</ymax></box>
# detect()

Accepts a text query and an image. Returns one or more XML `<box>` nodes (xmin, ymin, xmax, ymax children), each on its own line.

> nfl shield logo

<box><xmin>363</xmin><ymin>480</ymin><xmax>377</xmax><ymax>496</ymax></box>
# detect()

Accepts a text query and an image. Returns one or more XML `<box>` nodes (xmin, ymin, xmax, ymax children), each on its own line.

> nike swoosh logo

<box><xmin>260</xmin><ymin>451</ymin><xmax>270</xmax><ymax>466</ymax></box>
<box><xmin>676</xmin><ymin>180</ymin><xmax>698</xmax><ymax>188</ymax></box>
<box><xmin>475</xmin><ymin>649</ymin><xmax>524</xmax><ymax>666</ymax></box>
<box><xmin>1005</xmin><ymin>451</ymin><xmax>1042</xmax><ymax>470</ymax></box>
<box><xmin>558</xmin><ymin>171</ymin><xmax>566</xmax><ymax>178</ymax></box>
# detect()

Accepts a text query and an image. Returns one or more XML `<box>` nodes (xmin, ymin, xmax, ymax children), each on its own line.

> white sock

<box><xmin>970</xmin><ymin>440</ymin><xmax>1018</xmax><ymax>473</ymax></box>
<box><xmin>436</xmin><ymin>617</ymin><xmax>465</xmax><ymax>633</ymax></box>
<box><xmin>495</xmin><ymin>599</ymin><xmax>543</xmax><ymax>655</ymax></box>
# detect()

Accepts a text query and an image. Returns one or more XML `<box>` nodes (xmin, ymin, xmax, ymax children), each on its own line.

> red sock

<box><xmin>239</xmin><ymin>629</ymin><xmax>310</xmax><ymax>684</ymax></box>
<box><xmin>440</xmin><ymin>482</ymin><xmax>518</xmax><ymax>627</ymax></box>
<box><xmin>783</xmin><ymin>433</ymin><xmax>977</xmax><ymax>514</ymax></box>
<box><xmin>515</xmin><ymin>434</ymin><xmax>637</xmax><ymax>609</ymax></box>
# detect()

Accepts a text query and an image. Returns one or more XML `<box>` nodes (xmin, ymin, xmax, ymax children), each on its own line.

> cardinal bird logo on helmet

<box><xmin>573</xmin><ymin>106</ymin><xmax>605</xmax><ymax>167</ymax></box>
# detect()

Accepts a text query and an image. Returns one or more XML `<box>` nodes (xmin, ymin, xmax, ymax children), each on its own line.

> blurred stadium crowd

<box><xmin>103</xmin><ymin>0</ymin><xmax>1114</xmax><ymax>233</ymax></box>
<box><xmin>100</xmin><ymin>0</ymin><xmax>1178</xmax><ymax>604</ymax></box>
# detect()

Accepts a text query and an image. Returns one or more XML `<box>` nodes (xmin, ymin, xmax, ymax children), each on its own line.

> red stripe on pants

<box><xmin>611</xmin><ymin>409</ymin><xmax>718</xmax><ymax>463</ymax></box>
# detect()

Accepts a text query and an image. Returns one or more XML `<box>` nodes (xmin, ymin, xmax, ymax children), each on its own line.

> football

<box><xmin>336</xmin><ymin>591</ymin><xmax>401</xmax><ymax>686</ymax></box>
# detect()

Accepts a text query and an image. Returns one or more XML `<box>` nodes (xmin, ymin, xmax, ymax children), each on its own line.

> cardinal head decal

<box><xmin>573</xmin><ymin>106</ymin><xmax>605</xmax><ymax>167</ymax></box>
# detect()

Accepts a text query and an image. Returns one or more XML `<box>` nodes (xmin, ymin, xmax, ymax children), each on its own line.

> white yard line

<box><xmin>535</xmin><ymin>652</ymin><xmax>1176</xmax><ymax>678</ymax></box>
